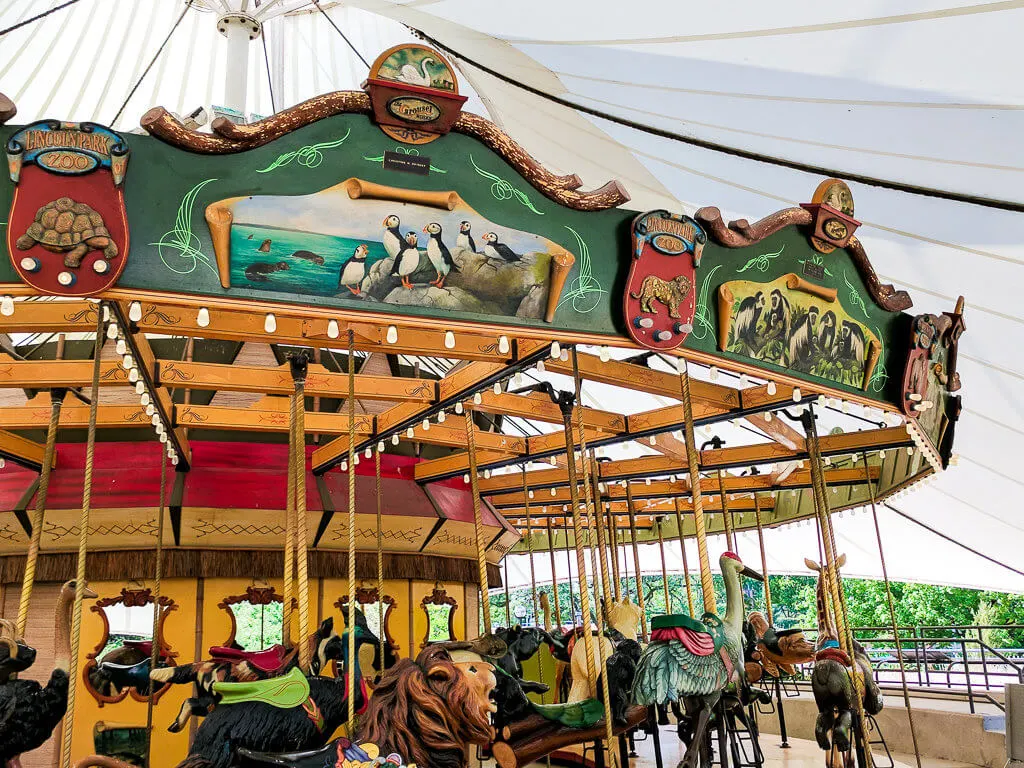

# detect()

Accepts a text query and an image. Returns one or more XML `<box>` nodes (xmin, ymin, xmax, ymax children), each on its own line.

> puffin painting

<box><xmin>481</xmin><ymin>232</ymin><xmax>521</xmax><ymax>263</ymax></box>
<box><xmin>423</xmin><ymin>222</ymin><xmax>459</xmax><ymax>288</ymax></box>
<box><xmin>382</xmin><ymin>215</ymin><xmax>403</xmax><ymax>260</ymax></box>
<box><xmin>339</xmin><ymin>244</ymin><xmax>369</xmax><ymax>295</ymax></box>
<box><xmin>392</xmin><ymin>231</ymin><xmax>421</xmax><ymax>289</ymax></box>
<box><xmin>457</xmin><ymin>221</ymin><xmax>477</xmax><ymax>253</ymax></box>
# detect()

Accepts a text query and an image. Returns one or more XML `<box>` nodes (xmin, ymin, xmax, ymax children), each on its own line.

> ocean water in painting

<box><xmin>230</xmin><ymin>224</ymin><xmax>390</xmax><ymax>296</ymax></box>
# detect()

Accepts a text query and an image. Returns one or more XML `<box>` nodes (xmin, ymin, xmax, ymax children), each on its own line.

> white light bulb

<box><xmin>386</xmin><ymin>325</ymin><xmax>398</xmax><ymax>344</ymax></box>
<box><xmin>560</xmin><ymin>349</ymin><xmax>569</xmax><ymax>362</ymax></box>
<box><xmin>739</xmin><ymin>373</ymin><xmax>748</xmax><ymax>386</ymax></box>
<box><xmin>353</xmin><ymin>454</ymin><xmax>360</xmax><ymax>466</ymax></box>
<box><xmin>391</xmin><ymin>434</ymin><xmax>399</xmax><ymax>446</ymax></box>
<box><xmin>766</xmin><ymin>381</ymin><xmax>777</xmax><ymax>396</ymax></box>
<box><xmin>145</xmin><ymin>404</ymin><xmax>155</xmax><ymax>416</ymax></box>
<box><xmin>649</xmin><ymin>435</ymin><xmax>657</xmax><ymax>445</ymax></box>
<box><xmin>170</xmin><ymin>455</ymin><xmax>178</xmax><ymax>466</ymax></box>
<box><xmin>550</xmin><ymin>341</ymin><xmax>561</xmax><ymax>358</ymax></box>
<box><xmin>115</xmin><ymin>339</ymin><xmax>127</xmax><ymax>355</ymax></box>
<box><xmin>422</xmin><ymin>418</ymin><xmax>430</xmax><ymax>431</ymax></box>
<box><xmin>484</xmin><ymin>469</ymin><xmax>491</xmax><ymax>479</ymax></box>
<box><xmin>536</xmin><ymin>359</ymin><xmax>545</xmax><ymax>373</ymax></box>
<box><xmin>437</xmin><ymin>410</ymin><xmax>446</xmax><ymax>423</ymax></box>
<box><xmin>599</xmin><ymin>347</ymin><xmax>610</xmax><ymax>363</ymax></box>
<box><xmin>463</xmin><ymin>474</ymin><xmax>470</xmax><ymax>484</ymax></box>
<box><xmin>645</xmin><ymin>478</ymin><xmax>651</xmax><ymax>486</ymax></box>
<box><xmin>140</xmin><ymin>393</ymin><xmax>150</xmax><ymax>406</ymax></box>
<box><xmin>473</xmin><ymin>392</ymin><xmax>482</xmax><ymax>405</ymax></box>
<box><xmin>764</xmin><ymin>412</ymin><xmax>772</xmax><ymax>422</ymax></box>
<box><xmin>197</xmin><ymin>307</ymin><xmax>210</xmax><ymax>328</ymax></box>
<box><xmin>907</xmin><ymin>446</ymin><xmax>914</xmax><ymax>456</ymax></box>
<box><xmin>155</xmin><ymin>423</ymin><xmax>164</xmax><ymax>435</ymax></box>
<box><xmin>709</xmin><ymin>366</ymin><xmax>718</xmax><ymax>381</ymax></box>
<box><xmin>264</xmin><ymin>313</ymin><xmax>276</xmax><ymax>333</ymax></box>
<box><xmin>128</xmin><ymin>301</ymin><xmax>142</xmax><ymax>322</ymax></box>
<box><xmin>106</xmin><ymin>323</ymin><xmax>118</xmax><ymax>339</ymax></box>
<box><xmin>792</xmin><ymin>387</ymin><xmax>801</xmax><ymax>402</ymax></box>
<box><xmin>377</xmin><ymin>441</ymin><xmax>385</xmax><ymax>452</ymax></box>
<box><xmin>121</xmin><ymin>354</ymin><xmax>133</xmax><ymax>370</ymax></box>
<box><xmin>327</xmin><ymin>319</ymin><xmax>340</xmax><ymax>339</ymax></box>
<box><xmin>550</xmin><ymin>488</ymin><xmax>557</xmax><ymax>496</ymax></box>
<box><xmin>879</xmin><ymin>450</ymin><xmax>886</xmax><ymax>459</ymax></box>
<box><xmin>365</xmin><ymin>447</ymin><xmax>372</xmax><ymax>459</ymax></box>
<box><xmin>493</xmin><ymin>381</ymin><xmax>501</xmax><ymax>395</ymax></box>
<box><xmin>151</xmin><ymin>413</ymin><xmax>160</xmax><ymax>426</ymax></box>
<box><xmin>135</xmin><ymin>381</ymin><xmax>145</xmax><ymax>395</ymax></box>
<box><xmin>444</xmin><ymin>331</ymin><xmax>455</xmax><ymax>349</ymax></box>
<box><xmin>159</xmin><ymin>432</ymin><xmax>168</xmax><ymax>443</ymax></box>
<box><xmin>498</xmin><ymin>336</ymin><xmax>510</xmax><ymax>355</ymax></box>
<box><xmin>341</xmin><ymin>461</ymin><xmax>348</xmax><ymax>471</ymax></box>
<box><xmin>454</xmin><ymin>402</ymin><xmax>464</xmax><ymax>415</ymax></box>
<box><xmin>528</xmin><ymin>490</ymin><xmax>535</xmax><ymax>499</ymax></box>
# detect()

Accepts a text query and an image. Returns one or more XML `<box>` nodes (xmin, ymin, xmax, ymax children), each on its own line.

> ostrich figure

<box><xmin>1</xmin><ymin>580</ymin><xmax>98</xmax><ymax>768</ymax></box>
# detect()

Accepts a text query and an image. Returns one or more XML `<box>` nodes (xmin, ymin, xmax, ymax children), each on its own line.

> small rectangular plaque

<box><xmin>383</xmin><ymin>151</ymin><xmax>430</xmax><ymax>176</ymax></box>
<box><xmin>803</xmin><ymin>261</ymin><xmax>825</xmax><ymax>280</ymax></box>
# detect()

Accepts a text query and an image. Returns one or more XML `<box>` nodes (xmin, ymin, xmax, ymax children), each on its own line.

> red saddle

<box><xmin>651</xmin><ymin>626</ymin><xmax>715</xmax><ymax>656</ymax></box>
<box><xmin>207</xmin><ymin>644</ymin><xmax>289</xmax><ymax>673</ymax></box>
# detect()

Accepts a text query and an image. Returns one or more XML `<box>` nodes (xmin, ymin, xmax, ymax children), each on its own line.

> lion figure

<box><xmin>359</xmin><ymin>644</ymin><xmax>497</xmax><ymax>768</ymax></box>
<box><xmin>630</xmin><ymin>274</ymin><xmax>692</xmax><ymax>319</ymax></box>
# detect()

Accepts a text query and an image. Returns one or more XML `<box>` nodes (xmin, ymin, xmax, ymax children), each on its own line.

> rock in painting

<box><xmin>210</xmin><ymin>182</ymin><xmax>573</xmax><ymax>322</ymax></box>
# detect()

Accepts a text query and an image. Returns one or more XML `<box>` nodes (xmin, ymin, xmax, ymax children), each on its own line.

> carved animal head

<box><xmin>495</xmin><ymin>626</ymin><xmax>549</xmax><ymax>662</ymax></box>
<box><xmin>0</xmin><ymin>618</ymin><xmax>36</xmax><ymax>681</ymax></box>
<box><xmin>359</xmin><ymin>644</ymin><xmax>496</xmax><ymax>768</ymax></box>
<box><xmin>672</xmin><ymin>275</ymin><xmax>692</xmax><ymax>292</ymax></box>
<box><xmin>755</xmin><ymin>291</ymin><xmax>765</xmax><ymax>310</ymax></box>
<box><xmin>383</xmin><ymin>215</ymin><xmax>400</xmax><ymax>228</ymax></box>
<box><xmin>310</xmin><ymin>617</ymin><xmax>342</xmax><ymax>677</ymax></box>
<box><xmin>605</xmin><ymin>598</ymin><xmax>643</xmax><ymax>640</ymax></box>
<box><xmin>459</xmin><ymin>221</ymin><xmax>472</xmax><ymax>234</ymax></box>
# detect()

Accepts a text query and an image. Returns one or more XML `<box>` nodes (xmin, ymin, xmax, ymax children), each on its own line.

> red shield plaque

<box><xmin>6</xmin><ymin>121</ymin><xmax>129</xmax><ymax>296</ymax></box>
<box><xmin>623</xmin><ymin>210</ymin><xmax>706</xmax><ymax>350</ymax></box>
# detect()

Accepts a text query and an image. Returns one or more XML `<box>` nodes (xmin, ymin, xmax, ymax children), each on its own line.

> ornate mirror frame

<box><xmin>218</xmin><ymin>583</ymin><xmax>284</xmax><ymax>648</ymax></box>
<box><xmin>420</xmin><ymin>585</ymin><xmax>458</xmax><ymax>647</ymax></box>
<box><xmin>334</xmin><ymin>585</ymin><xmax>399</xmax><ymax>651</ymax></box>
<box><xmin>83</xmin><ymin>585</ymin><xmax>178</xmax><ymax>706</ymax></box>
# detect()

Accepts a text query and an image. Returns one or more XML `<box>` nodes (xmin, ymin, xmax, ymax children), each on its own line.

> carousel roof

<box><xmin>0</xmin><ymin>0</ymin><xmax>1020</xmax><ymax>592</ymax></box>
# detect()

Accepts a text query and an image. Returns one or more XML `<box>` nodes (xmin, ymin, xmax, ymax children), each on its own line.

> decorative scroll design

<box><xmin>420</xmin><ymin>586</ymin><xmax>458</xmax><ymax>647</ymax></box>
<box><xmin>0</xmin><ymin>92</ymin><xmax>15</xmax><ymax>125</ymax></box>
<box><xmin>695</xmin><ymin>206</ymin><xmax>912</xmax><ymax>312</ymax></box>
<box><xmin>256</xmin><ymin>129</ymin><xmax>351</xmax><ymax>173</ymax></box>
<box><xmin>151</xmin><ymin>178</ymin><xmax>220</xmax><ymax>278</ymax></box>
<box><xmin>218</xmin><ymin>584</ymin><xmax>285</xmax><ymax>648</ymax></box>
<box><xmin>139</xmin><ymin>94</ymin><xmax>630</xmax><ymax>212</ymax></box>
<box><xmin>84</xmin><ymin>586</ymin><xmax>178</xmax><ymax>706</ymax></box>
<box><xmin>469</xmin><ymin>155</ymin><xmax>544</xmax><ymax>215</ymax></box>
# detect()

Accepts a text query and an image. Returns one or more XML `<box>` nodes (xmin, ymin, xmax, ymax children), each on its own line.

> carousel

<box><xmin>0</xmin><ymin>36</ymin><xmax>965</xmax><ymax>768</ymax></box>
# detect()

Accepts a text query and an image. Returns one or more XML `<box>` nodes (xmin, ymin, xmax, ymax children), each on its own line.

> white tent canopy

<box><xmin>1</xmin><ymin>0</ymin><xmax>1021</xmax><ymax>592</ymax></box>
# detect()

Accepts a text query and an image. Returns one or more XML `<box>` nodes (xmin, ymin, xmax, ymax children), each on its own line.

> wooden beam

<box><xmin>312</xmin><ymin>340</ymin><xmax>549</xmax><ymax>473</ymax></box>
<box><xmin>0</xmin><ymin>429</ymin><xmax>53</xmax><ymax>471</ymax></box>
<box><xmin>0</xmin><ymin>358</ymin><xmax>128</xmax><ymax>388</ymax></box>
<box><xmin>156</xmin><ymin>360</ymin><xmax>437</xmax><ymax>402</ymax></box>
<box><xmin>474</xmin><ymin>390</ymin><xmax>626</xmax><ymax>433</ymax></box>
<box><xmin>175</xmin><ymin>404</ymin><xmax>374</xmax><ymax>434</ymax></box>
<box><xmin>744</xmin><ymin>412</ymin><xmax>805</xmax><ymax>451</ymax></box>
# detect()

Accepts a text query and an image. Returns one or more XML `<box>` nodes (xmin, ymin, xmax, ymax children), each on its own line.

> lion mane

<box><xmin>359</xmin><ymin>645</ymin><xmax>493</xmax><ymax>768</ymax></box>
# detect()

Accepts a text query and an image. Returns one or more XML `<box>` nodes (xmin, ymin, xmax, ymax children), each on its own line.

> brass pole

<box><xmin>546</xmin><ymin>516</ymin><xmax>563</xmax><ymax>628</ymax></box>
<box><xmin>607</xmin><ymin>505</ymin><xmax>621</xmax><ymax>601</ymax></box>
<box><xmin>656</xmin><ymin>517</ymin><xmax>672</xmax><ymax>613</ymax></box>
<box><xmin>522</xmin><ymin>484</ymin><xmax>548</xmax><ymax>705</ymax></box>
<box><xmin>673</xmin><ymin>497</ymin><xmax>695</xmax><ymax>617</ymax></box>
<box><xmin>465</xmin><ymin>406</ymin><xmax>492</xmax><ymax>634</ymax></box>
<box><xmin>60</xmin><ymin>310</ymin><xmax>103</xmax><ymax>768</ymax></box>
<box><xmin>677</xmin><ymin>365</ymin><xmax>715</xmax><ymax>613</ymax></box>
<box><xmin>283</xmin><ymin>394</ymin><xmax>296</xmax><ymax>648</ymax></box>
<box><xmin>623</xmin><ymin>483</ymin><xmax>649</xmax><ymax>640</ymax></box>
<box><xmin>345</xmin><ymin>332</ymin><xmax>357</xmax><ymax>733</ymax></box>
<box><xmin>291</xmin><ymin>360</ymin><xmax>311</xmax><ymax>672</ymax></box>
<box><xmin>753</xmin><ymin>494</ymin><xmax>773</xmax><ymax>625</ymax></box>
<box><xmin>589</xmin><ymin>453</ymin><xmax>613</xmax><ymax>609</ymax></box>
<box><xmin>718</xmin><ymin>469</ymin><xmax>734</xmax><ymax>552</ymax></box>
<box><xmin>375</xmin><ymin>448</ymin><xmax>386</xmax><ymax>674</ymax></box>
<box><xmin>143</xmin><ymin>444</ymin><xmax>168</xmax><ymax>768</ymax></box>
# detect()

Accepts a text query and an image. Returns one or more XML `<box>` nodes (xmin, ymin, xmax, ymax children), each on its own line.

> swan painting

<box><xmin>397</xmin><ymin>56</ymin><xmax>436</xmax><ymax>87</ymax></box>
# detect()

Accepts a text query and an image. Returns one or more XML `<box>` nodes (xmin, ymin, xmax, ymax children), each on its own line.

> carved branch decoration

<box><xmin>0</xmin><ymin>93</ymin><xmax>15</xmax><ymax>126</ymax></box>
<box><xmin>696</xmin><ymin>206</ymin><xmax>912</xmax><ymax>312</ymax></box>
<box><xmin>140</xmin><ymin>93</ymin><xmax>630</xmax><ymax>212</ymax></box>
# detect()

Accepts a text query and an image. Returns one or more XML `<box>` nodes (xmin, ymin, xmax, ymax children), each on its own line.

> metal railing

<box><xmin>786</xmin><ymin>624</ymin><xmax>1024</xmax><ymax>713</ymax></box>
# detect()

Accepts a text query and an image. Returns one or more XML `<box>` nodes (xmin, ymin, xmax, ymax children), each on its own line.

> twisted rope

<box><xmin>677</xmin><ymin>366</ymin><xmax>714</xmax><ymax>614</ymax></box>
<box><xmin>292</xmin><ymin>372</ymin><xmax>311</xmax><ymax>671</ymax></box>
<box><xmin>60</xmin><ymin>311</ymin><xmax>102</xmax><ymax>768</ymax></box>
<box><xmin>588</xmin><ymin>453</ymin><xmax>613</xmax><ymax>610</ymax></box>
<box><xmin>16</xmin><ymin>390</ymin><xmax>62</xmax><ymax>636</ymax></box>
<box><xmin>145</xmin><ymin>443</ymin><xmax>169</xmax><ymax>768</ymax></box>
<box><xmin>283</xmin><ymin>393</ymin><xmax>296</xmax><ymax>648</ymax></box>
<box><xmin>753</xmin><ymin>494</ymin><xmax>772</xmax><ymax>625</ymax></box>
<box><xmin>862</xmin><ymin>451</ymin><xmax>922</xmax><ymax>768</ymax></box>
<box><xmin>607</xmin><ymin>503</ymin><xmax>621</xmax><ymax>601</ymax></box>
<box><xmin>673</xmin><ymin>497</ymin><xmax>695</xmax><ymax>617</ymax></box>
<box><xmin>656</xmin><ymin>518</ymin><xmax>671</xmax><ymax>613</ymax></box>
<box><xmin>464</xmin><ymin>407</ymin><xmax>491</xmax><ymax>634</ymax></box>
<box><xmin>346</xmin><ymin>330</ymin><xmax>357</xmax><ymax>732</ymax></box>
<box><xmin>717</xmin><ymin>470</ymin><xmax>734</xmax><ymax>553</ymax></box>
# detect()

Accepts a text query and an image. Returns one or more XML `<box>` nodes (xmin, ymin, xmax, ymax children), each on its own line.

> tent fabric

<box><xmin>1</xmin><ymin>0</ymin><xmax>1021</xmax><ymax>592</ymax></box>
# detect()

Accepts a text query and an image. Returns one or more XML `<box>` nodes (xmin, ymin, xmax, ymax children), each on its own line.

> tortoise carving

<box><xmin>15</xmin><ymin>197</ymin><xmax>117</xmax><ymax>268</ymax></box>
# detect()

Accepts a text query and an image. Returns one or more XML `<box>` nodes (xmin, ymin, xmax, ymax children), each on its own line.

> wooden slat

<box><xmin>175</xmin><ymin>404</ymin><xmax>374</xmax><ymax>434</ymax></box>
<box><xmin>0</xmin><ymin>403</ymin><xmax>152</xmax><ymax>430</ymax></box>
<box><xmin>744</xmin><ymin>412</ymin><xmax>805</xmax><ymax>450</ymax></box>
<box><xmin>475</xmin><ymin>390</ymin><xmax>626</xmax><ymax>432</ymax></box>
<box><xmin>158</xmin><ymin>360</ymin><xmax>437</xmax><ymax>402</ymax></box>
<box><xmin>0</xmin><ymin>359</ymin><xmax>128</xmax><ymax>388</ymax></box>
<box><xmin>0</xmin><ymin>428</ymin><xmax>53</xmax><ymax>470</ymax></box>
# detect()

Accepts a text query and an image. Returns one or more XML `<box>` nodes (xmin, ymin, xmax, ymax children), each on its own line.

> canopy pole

<box><xmin>717</xmin><ymin>470</ymin><xmax>734</xmax><ymax>552</ymax></box>
<box><xmin>503</xmin><ymin>559</ymin><xmax>512</xmax><ymax>627</ymax></box>
<box><xmin>656</xmin><ymin>517</ymin><xmax>671</xmax><ymax>613</ymax></box>
<box><xmin>16</xmin><ymin>387</ymin><xmax>63</xmax><ymax>637</ymax></box>
<box><xmin>345</xmin><ymin>331</ymin><xmax>357</xmax><ymax>733</ymax></box>
<box><xmin>589</xmin><ymin>452</ymin><xmax>613</xmax><ymax>609</ymax></box>
<box><xmin>676</xmin><ymin>363</ymin><xmax>715</xmax><ymax>614</ymax></box>
<box><xmin>375</xmin><ymin>447</ymin><xmax>386</xmax><ymax>675</ymax></box>
<box><xmin>60</xmin><ymin>310</ymin><xmax>103</xmax><ymax>768</ymax></box>
<box><xmin>283</xmin><ymin>389</ymin><xmax>296</xmax><ymax>648</ymax></box>
<box><xmin>290</xmin><ymin>356</ymin><xmax>311</xmax><ymax>672</ymax></box>
<box><xmin>753</xmin><ymin>494</ymin><xmax>772</xmax><ymax>625</ymax></box>
<box><xmin>523</xmin><ymin>484</ymin><xmax>549</xmax><ymax>714</ymax></box>
<box><xmin>545</xmin><ymin>516</ymin><xmax>563</xmax><ymax>628</ymax></box>
<box><xmin>144</xmin><ymin>443</ymin><xmax>168</xmax><ymax>768</ymax></box>
<box><xmin>465</xmin><ymin>406</ymin><xmax>492</xmax><ymax>635</ymax></box>
<box><xmin>861</xmin><ymin>451</ymin><xmax>922</xmax><ymax>768</ymax></box>
<box><xmin>673</xmin><ymin>497</ymin><xmax>695</xmax><ymax>617</ymax></box>
<box><xmin>607</xmin><ymin>505</ymin><xmax>621</xmax><ymax>601</ymax></box>
<box><xmin>623</xmin><ymin>483</ymin><xmax>648</xmax><ymax>641</ymax></box>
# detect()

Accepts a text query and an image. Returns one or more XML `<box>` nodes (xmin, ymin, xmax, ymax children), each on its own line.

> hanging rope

<box><xmin>523</xmin><ymin>486</ymin><xmax>550</xmax><ymax>713</ymax></box>
<box><xmin>677</xmin><ymin>365</ymin><xmax>714</xmax><ymax>614</ymax></box>
<box><xmin>717</xmin><ymin>470</ymin><xmax>735</xmax><ymax>552</ymax></box>
<box><xmin>16</xmin><ymin>389</ymin><xmax>63</xmax><ymax>637</ymax></box>
<box><xmin>346</xmin><ymin>330</ymin><xmax>357</xmax><ymax>733</ymax></box>
<box><xmin>283</xmin><ymin>392</ymin><xmax>296</xmax><ymax>648</ymax></box>
<box><xmin>144</xmin><ymin>443</ymin><xmax>169</xmax><ymax>768</ymax></box>
<box><xmin>673</xmin><ymin>497</ymin><xmax>695</xmax><ymax>617</ymax></box>
<box><xmin>623</xmin><ymin>483</ymin><xmax>648</xmax><ymax>639</ymax></box>
<box><xmin>545</xmin><ymin>516</ymin><xmax>563</xmax><ymax>628</ymax></box>
<box><xmin>503</xmin><ymin>559</ymin><xmax>512</xmax><ymax>627</ymax></box>
<box><xmin>312</xmin><ymin>0</ymin><xmax>371</xmax><ymax>69</ymax></box>
<box><xmin>375</xmin><ymin>447</ymin><xmax>385</xmax><ymax>674</ymax></box>
<box><xmin>291</xmin><ymin>361</ymin><xmax>312</xmax><ymax>672</ymax></box>
<box><xmin>607</xmin><ymin>504</ymin><xmax>621</xmax><ymax>601</ymax></box>
<box><xmin>753</xmin><ymin>494</ymin><xmax>773</xmax><ymax>625</ymax></box>
<box><xmin>588</xmin><ymin>452</ymin><xmax>613</xmax><ymax>610</ymax></box>
<box><xmin>656</xmin><ymin>518</ymin><xmax>671</xmax><ymax>613</ymax></box>
<box><xmin>0</xmin><ymin>0</ymin><xmax>79</xmax><ymax>38</ymax></box>
<box><xmin>464</xmin><ymin>406</ymin><xmax>492</xmax><ymax>634</ymax></box>
<box><xmin>861</xmin><ymin>451</ymin><xmax>922</xmax><ymax>768</ymax></box>
<box><xmin>59</xmin><ymin>309</ymin><xmax>103</xmax><ymax>768</ymax></box>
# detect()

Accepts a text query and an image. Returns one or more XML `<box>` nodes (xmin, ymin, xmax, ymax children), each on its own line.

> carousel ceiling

<box><xmin>0</xmin><ymin>0</ymin><xmax>1020</xmax><ymax>592</ymax></box>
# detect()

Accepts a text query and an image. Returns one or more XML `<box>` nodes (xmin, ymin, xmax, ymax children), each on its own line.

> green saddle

<box><xmin>213</xmin><ymin>667</ymin><xmax>310</xmax><ymax>708</ymax></box>
<box><xmin>651</xmin><ymin>613</ymin><xmax>707</xmax><ymax>634</ymax></box>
